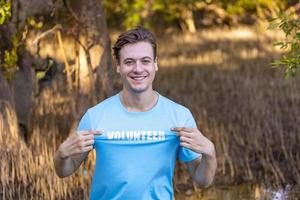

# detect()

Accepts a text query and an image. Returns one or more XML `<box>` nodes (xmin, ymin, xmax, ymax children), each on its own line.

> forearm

<box><xmin>53</xmin><ymin>148</ymin><xmax>76</xmax><ymax>178</ymax></box>
<box><xmin>194</xmin><ymin>152</ymin><xmax>217</xmax><ymax>188</ymax></box>
<box><xmin>53</xmin><ymin>130</ymin><xmax>98</xmax><ymax>177</ymax></box>
<box><xmin>53</xmin><ymin>145</ymin><xmax>89</xmax><ymax>178</ymax></box>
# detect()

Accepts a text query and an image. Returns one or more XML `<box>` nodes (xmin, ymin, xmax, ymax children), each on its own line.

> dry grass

<box><xmin>0</xmin><ymin>90</ymin><xmax>91</xmax><ymax>199</ymax></box>
<box><xmin>1</xmin><ymin>26</ymin><xmax>299</xmax><ymax>199</ymax></box>
<box><xmin>154</xmin><ymin>26</ymin><xmax>300</xmax><ymax>187</ymax></box>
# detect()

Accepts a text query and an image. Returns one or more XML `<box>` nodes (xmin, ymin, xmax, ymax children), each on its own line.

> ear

<box><xmin>154</xmin><ymin>58</ymin><xmax>158</xmax><ymax>71</ymax></box>
<box><xmin>116</xmin><ymin>64</ymin><xmax>120</xmax><ymax>73</ymax></box>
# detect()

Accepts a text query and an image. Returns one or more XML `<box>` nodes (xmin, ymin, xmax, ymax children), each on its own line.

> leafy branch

<box><xmin>268</xmin><ymin>10</ymin><xmax>300</xmax><ymax>79</ymax></box>
<box><xmin>0</xmin><ymin>0</ymin><xmax>11</xmax><ymax>25</ymax></box>
<box><xmin>0</xmin><ymin>34</ymin><xmax>25</xmax><ymax>80</ymax></box>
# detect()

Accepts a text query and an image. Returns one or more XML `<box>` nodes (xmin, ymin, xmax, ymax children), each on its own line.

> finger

<box><xmin>69</xmin><ymin>135</ymin><xmax>92</xmax><ymax>149</ymax></box>
<box><xmin>83</xmin><ymin>139</ymin><xmax>95</xmax><ymax>147</ymax></box>
<box><xmin>89</xmin><ymin>130</ymin><xmax>102</xmax><ymax>135</ymax></box>
<box><xmin>81</xmin><ymin>134</ymin><xmax>95</xmax><ymax>141</ymax></box>
<box><xmin>180</xmin><ymin>136</ymin><xmax>193</xmax><ymax>143</ymax></box>
<box><xmin>176</xmin><ymin>131</ymin><xmax>194</xmax><ymax>137</ymax></box>
<box><xmin>180</xmin><ymin>142</ymin><xmax>192</xmax><ymax>149</ymax></box>
<box><xmin>77</xmin><ymin>130</ymin><xmax>102</xmax><ymax>135</ymax></box>
<box><xmin>77</xmin><ymin>131</ymin><xmax>101</xmax><ymax>141</ymax></box>
<box><xmin>171</xmin><ymin>127</ymin><xmax>185</xmax><ymax>132</ymax></box>
<box><xmin>85</xmin><ymin>145</ymin><xmax>94</xmax><ymax>151</ymax></box>
<box><xmin>75</xmin><ymin>142</ymin><xmax>93</xmax><ymax>153</ymax></box>
<box><xmin>171</xmin><ymin>127</ymin><xmax>195</xmax><ymax>132</ymax></box>
<box><xmin>77</xmin><ymin>145</ymin><xmax>93</xmax><ymax>153</ymax></box>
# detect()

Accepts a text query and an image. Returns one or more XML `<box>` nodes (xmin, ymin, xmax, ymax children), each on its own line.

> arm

<box><xmin>172</xmin><ymin>127</ymin><xmax>217</xmax><ymax>188</ymax></box>
<box><xmin>187</xmin><ymin>148</ymin><xmax>217</xmax><ymax>188</ymax></box>
<box><xmin>53</xmin><ymin>130</ymin><xmax>101</xmax><ymax>178</ymax></box>
<box><xmin>53</xmin><ymin>148</ymin><xmax>89</xmax><ymax>178</ymax></box>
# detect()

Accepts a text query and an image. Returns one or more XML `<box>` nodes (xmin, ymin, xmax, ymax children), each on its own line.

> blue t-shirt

<box><xmin>77</xmin><ymin>92</ymin><xmax>201</xmax><ymax>200</ymax></box>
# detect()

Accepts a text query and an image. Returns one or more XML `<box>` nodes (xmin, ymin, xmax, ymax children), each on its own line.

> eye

<box><xmin>142</xmin><ymin>59</ymin><xmax>151</xmax><ymax>64</ymax></box>
<box><xmin>125</xmin><ymin>60</ymin><xmax>134</xmax><ymax>65</ymax></box>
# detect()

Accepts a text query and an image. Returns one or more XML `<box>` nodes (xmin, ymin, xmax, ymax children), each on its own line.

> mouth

<box><xmin>130</xmin><ymin>76</ymin><xmax>147</xmax><ymax>81</ymax></box>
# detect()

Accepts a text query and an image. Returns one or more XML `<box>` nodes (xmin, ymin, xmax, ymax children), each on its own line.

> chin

<box><xmin>130</xmin><ymin>88</ymin><xmax>148</xmax><ymax>93</ymax></box>
<box><xmin>123</xmin><ymin>78</ymin><xmax>153</xmax><ymax>94</ymax></box>
<box><xmin>127</xmin><ymin>85</ymin><xmax>150</xmax><ymax>93</ymax></box>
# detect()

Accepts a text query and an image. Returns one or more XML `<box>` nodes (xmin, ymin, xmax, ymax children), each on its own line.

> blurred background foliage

<box><xmin>103</xmin><ymin>0</ymin><xmax>294</xmax><ymax>30</ymax></box>
<box><xmin>0</xmin><ymin>0</ymin><xmax>11</xmax><ymax>25</ymax></box>
<box><xmin>103</xmin><ymin>0</ymin><xmax>300</xmax><ymax>78</ymax></box>
<box><xmin>269</xmin><ymin>10</ymin><xmax>300</xmax><ymax>79</ymax></box>
<box><xmin>1</xmin><ymin>0</ymin><xmax>300</xmax><ymax>199</ymax></box>
<box><xmin>1</xmin><ymin>0</ymin><xmax>299</xmax><ymax>81</ymax></box>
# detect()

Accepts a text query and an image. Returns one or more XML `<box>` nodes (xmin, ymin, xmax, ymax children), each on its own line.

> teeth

<box><xmin>132</xmin><ymin>76</ymin><xmax>145</xmax><ymax>80</ymax></box>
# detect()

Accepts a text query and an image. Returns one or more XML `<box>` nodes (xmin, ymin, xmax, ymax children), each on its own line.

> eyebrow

<box><xmin>123</xmin><ymin>57</ymin><xmax>152</xmax><ymax>62</ymax></box>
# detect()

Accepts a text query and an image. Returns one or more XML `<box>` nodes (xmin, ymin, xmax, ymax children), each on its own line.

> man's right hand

<box><xmin>58</xmin><ymin>130</ymin><xmax>102</xmax><ymax>159</ymax></box>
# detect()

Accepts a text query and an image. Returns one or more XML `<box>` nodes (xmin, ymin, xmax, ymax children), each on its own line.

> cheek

<box><xmin>119</xmin><ymin>67</ymin><xmax>131</xmax><ymax>75</ymax></box>
<box><xmin>149</xmin><ymin>68</ymin><xmax>156</xmax><ymax>77</ymax></box>
<box><xmin>145</xmin><ymin>65</ymin><xmax>156</xmax><ymax>73</ymax></box>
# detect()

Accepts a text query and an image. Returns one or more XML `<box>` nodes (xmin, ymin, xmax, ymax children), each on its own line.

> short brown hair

<box><xmin>112</xmin><ymin>26</ymin><xmax>157</xmax><ymax>64</ymax></box>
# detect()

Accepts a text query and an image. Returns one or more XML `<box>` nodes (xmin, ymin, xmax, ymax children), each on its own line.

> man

<box><xmin>54</xmin><ymin>27</ymin><xmax>217</xmax><ymax>200</ymax></box>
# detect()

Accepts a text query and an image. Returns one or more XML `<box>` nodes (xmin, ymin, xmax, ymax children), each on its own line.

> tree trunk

<box><xmin>0</xmin><ymin>0</ymin><xmax>53</xmax><ymax>140</ymax></box>
<box><xmin>1</xmin><ymin>0</ymin><xmax>113</xmax><ymax>138</ymax></box>
<box><xmin>0</xmin><ymin>72</ymin><xmax>14</xmax><ymax>107</ymax></box>
<box><xmin>69</xmin><ymin>0</ymin><xmax>113</xmax><ymax>116</ymax></box>
<box><xmin>180</xmin><ymin>7</ymin><xmax>196</xmax><ymax>33</ymax></box>
<box><xmin>12</xmin><ymin>51</ymin><xmax>36</xmax><ymax>141</ymax></box>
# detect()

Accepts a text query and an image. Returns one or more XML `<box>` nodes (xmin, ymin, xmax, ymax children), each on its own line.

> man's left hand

<box><xmin>171</xmin><ymin>127</ymin><xmax>215</xmax><ymax>157</ymax></box>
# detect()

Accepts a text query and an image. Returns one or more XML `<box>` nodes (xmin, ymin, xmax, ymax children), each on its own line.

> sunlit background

<box><xmin>0</xmin><ymin>0</ymin><xmax>299</xmax><ymax>199</ymax></box>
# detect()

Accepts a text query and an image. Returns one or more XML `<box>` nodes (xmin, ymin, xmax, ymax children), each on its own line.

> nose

<box><xmin>132</xmin><ymin>61</ymin><xmax>143</xmax><ymax>73</ymax></box>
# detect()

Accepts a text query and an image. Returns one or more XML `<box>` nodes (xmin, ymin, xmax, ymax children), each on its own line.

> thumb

<box><xmin>91</xmin><ymin>130</ymin><xmax>102</xmax><ymax>135</ymax></box>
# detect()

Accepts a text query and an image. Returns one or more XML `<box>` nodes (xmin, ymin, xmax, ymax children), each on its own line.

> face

<box><xmin>117</xmin><ymin>41</ymin><xmax>158</xmax><ymax>94</ymax></box>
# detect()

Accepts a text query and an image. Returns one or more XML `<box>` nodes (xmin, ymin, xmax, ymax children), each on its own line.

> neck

<box><xmin>120</xmin><ymin>89</ymin><xmax>158</xmax><ymax>112</ymax></box>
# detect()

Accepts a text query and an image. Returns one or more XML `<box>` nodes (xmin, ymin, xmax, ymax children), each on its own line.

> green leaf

<box><xmin>296</xmin><ymin>32</ymin><xmax>300</xmax><ymax>40</ymax></box>
<box><xmin>273</xmin><ymin>41</ymin><xmax>288</xmax><ymax>49</ymax></box>
<box><xmin>0</xmin><ymin>0</ymin><xmax>11</xmax><ymax>25</ymax></box>
<box><xmin>280</xmin><ymin>22</ymin><xmax>292</xmax><ymax>35</ymax></box>
<box><xmin>36</xmin><ymin>71</ymin><xmax>46</xmax><ymax>80</ymax></box>
<box><xmin>268</xmin><ymin>20</ymin><xmax>280</xmax><ymax>30</ymax></box>
<box><xmin>291</xmin><ymin>43</ymin><xmax>299</xmax><ymax>51</ymax></box>
<box><xmin>271</xmin><ymin>60</ymin><xmax>283</xmax><ymax>68</ymax></box>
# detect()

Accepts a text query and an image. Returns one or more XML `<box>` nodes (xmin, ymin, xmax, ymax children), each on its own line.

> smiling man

<box><xmin>54</xmin><ymin>27</ymin><xmax>217</xmax><ymax>200</ymax></box>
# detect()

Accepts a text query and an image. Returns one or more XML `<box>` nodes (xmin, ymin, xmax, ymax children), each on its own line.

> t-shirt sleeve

<box><xmin>77</xmin><ymin>110</ymin><xmax>92</xmax><ymax>131</ymax></box>
<box><xmin>177</xmin><ymin>109</ymin><xmax>202</xmax><ymax>163</ymax></box>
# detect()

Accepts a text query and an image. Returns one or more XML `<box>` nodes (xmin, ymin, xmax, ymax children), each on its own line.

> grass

<box><xmin>1</xmin><ymin>26</ymin><xmax>299</xmax><ymax>199</ymax></box>
<box><xmin>155</xmin><ymin>26</ymin><xmax>299</xmax><ymax>183</ymax></box>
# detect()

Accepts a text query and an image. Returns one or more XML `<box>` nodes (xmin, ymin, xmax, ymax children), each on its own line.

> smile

<box><xmin>130</xmin><ymin>76</ymin><xmax>147</xmax><ymax>81</ymax></box>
